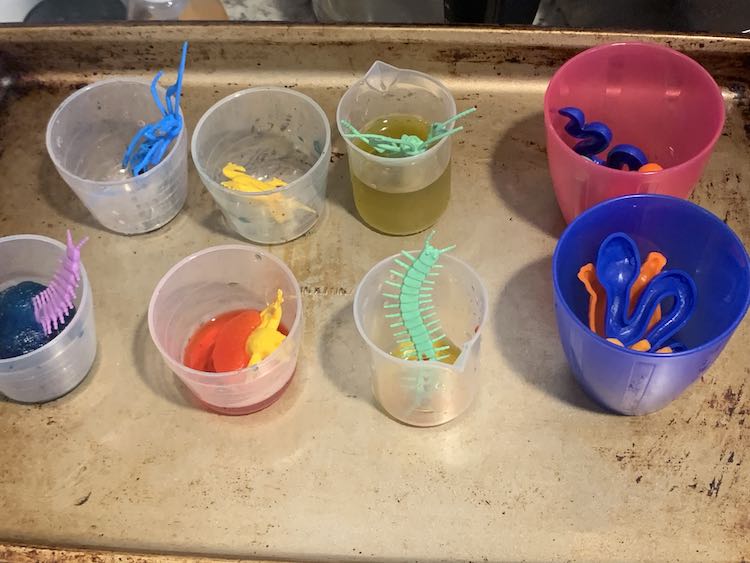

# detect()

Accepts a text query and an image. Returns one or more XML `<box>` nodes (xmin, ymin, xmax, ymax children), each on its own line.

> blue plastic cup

<box><xmin>553</xmin><ymin>195</ymin><xmax>750</xmax><ymax>415</ymax></box>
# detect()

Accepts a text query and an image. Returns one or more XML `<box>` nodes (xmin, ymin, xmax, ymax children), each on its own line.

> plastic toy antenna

<box><xmin>122</xmin><ymin>41</ymin><xmax>188</xmax><ymax>176</ymax></box>
<box><xmin>383</xmin><ymin>231</ymin><xmax>455</xmax><ymax>362</ymax></box>
<box><xmin>341</xmin><ymin>107</ymin><xmax>476</xmax><ymax>157</ymax></box>
<box><xmin>33</xmin><ymin>230</ymin><xmax>88</xmax><ymax>336</ymax></box>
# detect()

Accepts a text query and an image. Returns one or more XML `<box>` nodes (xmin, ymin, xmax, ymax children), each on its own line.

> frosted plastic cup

<box><xmin>148</xmin><ymin>245</ymin><xmax>303</xmax><ymax>415</ymax></box>
<box><xmin>0</xmin><ymin>235</ymin><xmax>97</xmax><ymax>403</ymax></box>
<box><xmin>191</xmin><ymin>87</ymin><xmax>331</xmax><ymax>245</ymax></box>
<box><xmin>336</xmin><ymin>61</ymin><xmax>457</xmax><ymax>236</ymax></box>
<box><xmin>46</xmin><ymin>78</ymin><xmax>188</xmax><ymax>235</ymax></box>
<box><xmin>353</xmin><ymin>252</ymin><xmax>488</xmax><ymax>426</ymax></box>
<box><xmin>544</xmin><ymin>42</ymin><xmax>725</xmax><ymax>223</ymax></box>
<box><xmin>553</xmin><ymin>195</ymin><xmax>750</xmax><ymax>415</ymax></box>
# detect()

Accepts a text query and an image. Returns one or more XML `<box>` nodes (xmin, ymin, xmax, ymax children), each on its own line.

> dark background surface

<box><xmin>3</xmin><ymin>0</ymin><xmax>749</xmax><ymax>34</ymax></box>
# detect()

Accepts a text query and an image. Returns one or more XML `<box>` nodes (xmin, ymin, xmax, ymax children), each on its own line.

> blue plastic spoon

<box><xmin>596</xmin><ymin>232</ymin><xmax>640</xmax><ymax>338</ymax></box>
<box><xmin>619</xmin><ymin>270</ymin><xmax>697</xmax><ymax>349</ymax></box>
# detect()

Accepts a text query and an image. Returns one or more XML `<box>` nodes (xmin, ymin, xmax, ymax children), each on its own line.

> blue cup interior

<box><xmin>554</xmin><ymin>195</ymin><xmax>750</xmax><ymax>351</ymax></box>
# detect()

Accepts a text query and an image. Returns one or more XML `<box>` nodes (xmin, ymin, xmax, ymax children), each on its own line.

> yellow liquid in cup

<box><xmin>351</xmin><ymin>114</ymin><xmax>451</xmax><ymax>236</ymax></box>
<box><xmin>392</xmin><ymin>336</ymin><xmax>462</xmax><ymax>365</ymax></box>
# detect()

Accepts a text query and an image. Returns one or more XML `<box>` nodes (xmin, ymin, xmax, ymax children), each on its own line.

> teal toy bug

<box><xmin>340</xmin><ymin>107</ymin><xmax>476</xmax><ymax>158</ymax></box>
<box><xmin>383</xmin><ymin>231</ymin><xmax>455</xmax><ymax>362</ymax></box>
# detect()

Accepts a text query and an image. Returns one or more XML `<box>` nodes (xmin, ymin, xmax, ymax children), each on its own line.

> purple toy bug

<box><xmin>33</xmin><ymin>230</ymin><xmax>88</xmax><ymax>336</ymax></box>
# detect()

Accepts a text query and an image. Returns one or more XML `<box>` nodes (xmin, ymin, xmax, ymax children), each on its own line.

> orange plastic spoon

<box><xmin>629</xmin><ymin>252</ymin><xmax>667</xmax><ymax>331</ymax></box>
<box><xmin>577</xmin><ymin>263</ymin><xmax>607</xmax><ymax>336</ymax></box>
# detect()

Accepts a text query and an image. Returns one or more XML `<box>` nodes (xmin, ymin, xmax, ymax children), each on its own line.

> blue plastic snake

<box><xmin>122</xmin><ymin>41</ymin><xmax>188</xmax><ymax>176</ymax></box>
<box><xmin>559</xmin><ymin>106</ymin><xmax>648</xmax><ymax>170</ymax></box>
<box><xmin>596</xmin><ymin>232</ymin><xmax>697</xmax><ymax>350</ymax></box>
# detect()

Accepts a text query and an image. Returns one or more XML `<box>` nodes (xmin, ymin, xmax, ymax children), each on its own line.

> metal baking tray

<box><xmin>0</xmin><ymin>23</ymin><xmax>748</xmax><ymax>562</ymax></box>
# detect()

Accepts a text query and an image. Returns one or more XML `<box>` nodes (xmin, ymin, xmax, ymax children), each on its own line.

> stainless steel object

<box><xmin>0</xmin><ymin>23</ymin><xmax>748</xmax><ymax>562</ymax></box>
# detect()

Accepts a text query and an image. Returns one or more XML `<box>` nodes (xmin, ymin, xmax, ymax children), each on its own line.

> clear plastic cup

<box><xmin>544</xmin><ymin>42</ymin><xmax>725</xmax><ymax>223</ymax></box>
<box><xmin>336</xmin><ymin>61</ymin><xmax>457</xmax><ymax>236</ymax></box>
<box><xmin>191</xmin><ymin>87</ymin><xmax>331</xmax><ymax>245</ymax></box>
<box><xmin>148</xmin><ymin>245</ymin><xmax>303</xmax><ymax>415</ymax></box>
<box><xmin>0</xmin><ymin>235</ymin><xmax>97</xmax><ymax>403</ymax></box>
<box><xmin>46</xmin><ymin>78</ymin><xmax>188</xmax><ymax>235</ymax></box>
<box><xmin>353</xmin><ymin>252</ymin><xmax>488</xmax><ymax>426</ymax></box>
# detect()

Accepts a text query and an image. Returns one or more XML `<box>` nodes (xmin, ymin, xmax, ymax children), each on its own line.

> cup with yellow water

<box><xmin>336</xmin><ymin>61</ymin><xmax>458</xmax><ymax>236</ymax></box>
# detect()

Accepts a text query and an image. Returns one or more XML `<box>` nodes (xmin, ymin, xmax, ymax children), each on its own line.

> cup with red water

<box><xmin>148</xmin><ymin>245</ymin><xmax>303</xmax><ymax>415</ymax></box>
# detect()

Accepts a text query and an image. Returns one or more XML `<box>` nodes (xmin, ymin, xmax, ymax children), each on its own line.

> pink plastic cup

<box><xmin>544</xmin><ymin>42</ymin><xmax>725</xmax><ymax>223</ymax></box>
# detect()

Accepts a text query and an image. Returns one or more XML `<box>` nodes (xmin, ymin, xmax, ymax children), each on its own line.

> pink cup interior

<box><xmin>545</xmin><ymin>42</ymin><xmax>724</xmax><ymax>168</ymax></box>
<box><xmin>543</xmin><ymin>42</ymin><xmax>726</xmax><ymax>223</ymax></box>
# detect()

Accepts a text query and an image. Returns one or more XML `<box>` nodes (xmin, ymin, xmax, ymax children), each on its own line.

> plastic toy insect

<box><xmin>122</xmin><ymin>41</ymin><xmax>188</xmax><ymax>176</ymax></box>
<box><xmin>245</xmin><ymin>289</ymin><xmax>286</xmax><ymax>366</ymax></box>
<box><xmin>340</xmin><ymin>107</ymin><xmax>476</xmax><ymax>157</ymax></box>
<box><xmin>33</xmin><ymin>230</ymin><xmax>88</xmax><ymax>336</ymax></box>
<box><xmin>383</xmin><ymin>231</ymin><xmax>455</xmax><ymax>362</ymax></box>
<box><xmin>220</xmin><ymin>163</ymin><xmax>316</xmax><ymax>223</ymax></box>
<box><xmin>222</xmin><ymin>163</ymin><xmax>287</xmax><ymax>191</ymax></box>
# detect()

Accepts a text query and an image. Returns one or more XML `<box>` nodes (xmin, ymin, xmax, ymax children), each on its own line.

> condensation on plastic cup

<box><xmin>148</xmin><ymin>244</ymin><xmax>304</xmax><ymax>415</ymax></box>
<box><xmin>46</xmin><ymin>78</ymin><xmax>188</xmax><ymax>235</ymax></box>
<box><xmin>353</xmin><ymin>252</ymin><xmax>488</xmax><ymax>426</ymax></box>
<box><xmin>0</xmin><ymin>234</ymin><xmax>97</xmax><ymax>403</ymax></box>
<box><xmin>192</xmin><ymin>87</ymin><xmax>331</xmax><ymax>245</ymax></box>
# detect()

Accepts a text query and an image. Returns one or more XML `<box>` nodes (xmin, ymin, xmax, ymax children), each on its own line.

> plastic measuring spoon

<box><xmin>606</xmin><ymin>144</ymin><xmax>649</xmax><ymax>170</ymax></box>
<box><xmin>558</xmin><ymin>107</ymin><xmax>612</xmax><ymax>157</ymax></box>
<box><xmin>596</xmin><ymin>233</ymin><xmax>640</xmax><ymax>338</ymax></box>
<box><xmin>579</xmin><ymin>252</ymin><xmax>665</xmax><ymax>337</ymax></box>
<box><xmin>630</xmin><ymin>251</ymin><xmax>667</xmax><ymax>331</ymax></box>
<box><xmin>577</xmin><ymin>263</ymin><xmax>607</xmax><ymax>336</ymax></box>
<box><xmin>620</xmin><ymin>270</ymin><xmax>697</xmax><ymax>349</ymax></box>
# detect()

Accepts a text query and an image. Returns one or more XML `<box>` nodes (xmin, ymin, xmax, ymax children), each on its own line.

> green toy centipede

<box><xmin>383</xmin><ymin>231</ymin><xmax>455</xmax><ymax>362</ymax></box>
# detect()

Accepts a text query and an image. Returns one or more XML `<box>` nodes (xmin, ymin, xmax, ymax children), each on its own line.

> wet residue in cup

<box><xmin>0</xmin><ymin>281</ymin><xmax>74</xmax><ymax>359</ymax></box>
<box><xmin>183</xmin><ymin>290</ymin><xmax>288</xmax><ymax>372</ymax></box>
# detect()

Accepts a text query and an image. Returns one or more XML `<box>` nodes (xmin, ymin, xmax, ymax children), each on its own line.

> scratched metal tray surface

<box><xmin>0</xmin><ymin>24</ymin><xmax>748</xmax><ymax>562</ymax></box>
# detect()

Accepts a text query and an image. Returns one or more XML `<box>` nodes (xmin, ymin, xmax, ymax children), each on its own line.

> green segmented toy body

<box><xmin>383</xmin><ymin>232</ymin><xmax>455</xmax><ymax>362</ymax></box>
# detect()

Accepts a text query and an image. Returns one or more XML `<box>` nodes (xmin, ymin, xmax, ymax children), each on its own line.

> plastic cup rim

<box><xmin>335</xmin><ymin>65</ymin><xmax>458</xmax><ymax>165</ymax></box>
<box><xmin>147</xmin><ymin>243</ymin><xmax>303</xmax><ymax>382</ymax></box>
<box><xmin>190</xmin><ymin>86</ymin><xmax>332</xmax><ymax>198</ymax></box>
<box><xmin>543</xmin><ymin>41</ymin><xmax>726</xmax><ymax>177</ymax></box>
<box><xmin>0</xmin><ymin>234</ymin><xmax>92</xmax><ymax>367</ymax></box>
<box><xmin>45</xmin><ymin>77</ymin><xmax>187</xmax><ymax>188</ymax></box>
<box><xmin>353</xmin><ymin>252</ymin><xmax>489</xmax><ymax>368</ymax></box>
<box><xmin>552</xmin><ymin>194</ymin><xmax>750</xmax><ymax>358</ymax></box>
